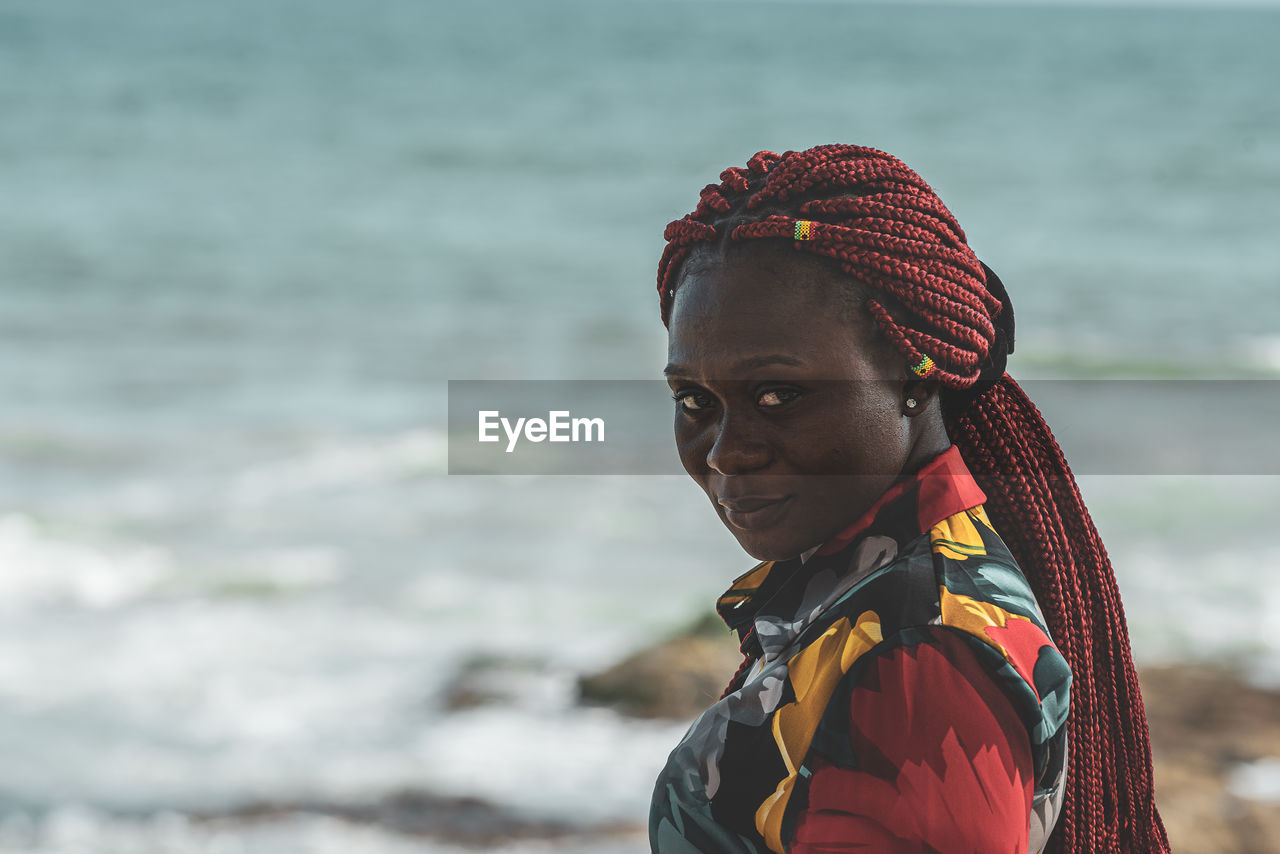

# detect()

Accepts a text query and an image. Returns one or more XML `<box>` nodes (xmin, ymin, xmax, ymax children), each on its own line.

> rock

<box><xmin>186</xmin><ymin>790</ymin><xmax>641</xmax><ymax>846</ymax></box>
<box><xmin>1140</xmin><ymin>665</ymin><xmax>1280</xmax><ymax>854</ymax></box>
<box><xmin>577</xmin><ymin>612</ymin><xmax>743</xmax><ymax>719</ymax></box>
<box><xmin>441</xmin><ymin>652</ymin><xmax>549</xmax><ymax>711</ymax></box>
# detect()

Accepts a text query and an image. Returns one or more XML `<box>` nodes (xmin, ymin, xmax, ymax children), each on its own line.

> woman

<box><xmin>648</xmin><ymin>146</ymin><xmax>1168</xmax><ymax>853</ymax></box>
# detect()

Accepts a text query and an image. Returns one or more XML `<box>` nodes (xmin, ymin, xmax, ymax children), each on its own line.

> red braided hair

<box><xmin>656</xmin><ymin>144</ymin><xmax>1169</xmax><ymax>853</ymax></box>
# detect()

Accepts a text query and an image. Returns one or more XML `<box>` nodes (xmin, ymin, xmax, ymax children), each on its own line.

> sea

<box><xmin>2</xmin><ymin>0</ymin><xmax>1279</xmax><ymax>851</ymax></box>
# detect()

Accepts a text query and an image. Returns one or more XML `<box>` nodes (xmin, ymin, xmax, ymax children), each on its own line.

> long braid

<box><xmin>656</xmin><ymin>145</ymin><xmax>1170</xmax><ymax>853</ymax></box>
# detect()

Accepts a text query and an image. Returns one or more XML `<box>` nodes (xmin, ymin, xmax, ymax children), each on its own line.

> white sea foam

<box><xmin>228</xmin><ymin>430</ymin><xmax>447</xmax><ymax>506</ymax></box>
<box><xmin>0</xmin><ymin>543</ymin><xmax>687</xmax><ymax>823</ymax></box>
<box><xmin>1106</xmin><ymin>541</ymin><xmax>1280</xmax><ymax>668</ymax></box>
<box><xmin>1076</xmin><ymin>475</ymin><xmax>1280</xmax><ymax>673</ymax></box>
<box><xmin>0</xmin><ymin>514</ymin><xmax>168</xmax><ymax>610</ymax></box>
<box><xmin>1228</xmin><ymin>758</ymin><xmax>1280</xmax><ymax>803</ymax></box>
<box><xmin>1243</xmin><ymin>335</ymin><xmax>1280</xmax><ymax>374</ymax></box>
<box><xmin>0</xmin><ymin>597</ymin><xmax>445</xmax><ymax>807</ymax></box>
<box><xmin>415</xmin><ymin>705</ymin><xmax>690</xmax><ymax>824</ymax></box>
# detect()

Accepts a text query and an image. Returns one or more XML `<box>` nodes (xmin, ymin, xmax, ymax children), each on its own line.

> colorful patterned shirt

<box><xmin>649</xmin><ymin>446</ymin><xmax>1072</xmax><ymax>854</ymax></box>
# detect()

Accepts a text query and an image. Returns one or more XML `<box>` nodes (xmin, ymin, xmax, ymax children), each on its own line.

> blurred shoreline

<box><xmin>4</xmin><ymin>652</ymin><xmax>1277</xmax><ymax>854</ymax></box>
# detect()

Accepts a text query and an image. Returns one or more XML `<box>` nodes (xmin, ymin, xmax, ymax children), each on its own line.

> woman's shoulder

<box><xmin>818</xmin><ymin>503</ymin><xmax>1072</xmax><ymax>737</ymax></box>
<box><xmin>909</xmin><ymin>503</ymin><xmax>1072</xmax><ymax>756</ymax></box>
<box><xmin>926</xmin><ymin>503</ymin><xmax>1051</xmax><ymax>626</ymax></box>
<box><xmin>924</xmin><ymin>505</ymin><xmax>1070</xmax><ymax>699</ymax></box>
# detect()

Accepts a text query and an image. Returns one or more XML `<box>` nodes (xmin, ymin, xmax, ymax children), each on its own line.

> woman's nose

<box><xmin>705</xmin><ymin>411</ymin><xmax>772</xmax><ymax>475</ymax></box>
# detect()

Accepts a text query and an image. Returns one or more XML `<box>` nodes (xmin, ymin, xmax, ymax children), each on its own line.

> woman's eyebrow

<box><xmin>732</xmin><ymin>354</ymin><xmax>806</xmax><ymax>372</ymax></box>
<box><xmin>664</xmin><ymin>354</ymin><xmax>807</xmax><ymax>376</ymax></box>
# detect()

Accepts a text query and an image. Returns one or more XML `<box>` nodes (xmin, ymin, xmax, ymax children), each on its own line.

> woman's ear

<box><xmin>901</xmin><ymin>379</ymin><xmax>942</xmax><ymax>417</ymax></box>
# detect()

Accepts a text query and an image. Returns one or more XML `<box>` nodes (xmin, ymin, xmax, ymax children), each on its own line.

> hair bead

<box><xmin>793</xmin><ymin>220</ymin><xmax>815</xmax><ymax>241</ymax></box>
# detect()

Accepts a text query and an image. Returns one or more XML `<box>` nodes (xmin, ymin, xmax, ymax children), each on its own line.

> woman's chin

<box><xmin>729</xmin><ymin>530</ymin><xmax>814</xmax><ymax>563</ymax></box>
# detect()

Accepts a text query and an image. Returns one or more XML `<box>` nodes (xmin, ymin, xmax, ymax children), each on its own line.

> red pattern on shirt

<box><xmin>792</xmin><ymin>629</ymin><xmax>1033</xmax><ymax>854</ymax></box>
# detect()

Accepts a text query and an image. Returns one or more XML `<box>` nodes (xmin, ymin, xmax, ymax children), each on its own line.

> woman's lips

<box><xmin>718</xmin><ymin>495</ymin><xmax>792</xmax><ymax>530</ymax></box>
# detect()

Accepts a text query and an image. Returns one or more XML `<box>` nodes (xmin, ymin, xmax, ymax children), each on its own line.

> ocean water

<box><xmin>2</xmin><ymin>0</ymin><xmax>1280</xmax><ymax>850</ymax></box>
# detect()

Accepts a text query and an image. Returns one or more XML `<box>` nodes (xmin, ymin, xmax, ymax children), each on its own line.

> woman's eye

<box><xmin>757</xmin><ymin>388</ymin><xmax>801</xmax><ymax>408</ymax></box>
<box><xmin>673</xmin><ymin>390</ymin><xmax>714</xmax><ymax>413</ymax></box>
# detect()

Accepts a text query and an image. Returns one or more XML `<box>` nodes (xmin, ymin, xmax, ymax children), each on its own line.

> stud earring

<box><xmin>905</xmin><ymin>398</ymin><xmax>919</xmax><ymax>410</ymax></box>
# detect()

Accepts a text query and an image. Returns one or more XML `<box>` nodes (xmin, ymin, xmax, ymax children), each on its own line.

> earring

<box><xmin>905</xmin><ymin>397</ymin><xmax>919</xmax><ymax>410</ymax></box>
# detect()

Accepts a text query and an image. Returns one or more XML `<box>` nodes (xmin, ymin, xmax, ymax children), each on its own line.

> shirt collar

<box><xmin>812</xmin><ymin>444</ymin><xmax>986</xmax><ymax>557</ymax></box>
<box><xmin>715</xmin><ymin>446</ymin><xmax>986</xmax><ymax>636</ymax></box>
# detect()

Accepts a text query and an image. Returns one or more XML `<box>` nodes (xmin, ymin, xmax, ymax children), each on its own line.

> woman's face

<box><xmin>665</xmin><ymin>242</ymin><xmax>940</xmax><ymax>561</ymax></box>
